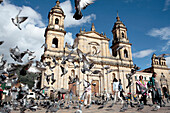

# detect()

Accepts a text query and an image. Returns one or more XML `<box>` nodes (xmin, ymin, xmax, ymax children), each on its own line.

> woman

<box><xmin>113</xmin><ymin>78</ymin><xmax>119</xmax><ymax>103</ymax></box>
<box><xmin>136</xmin><ymin>75</ymin><xmax>147</xmax><ymax>105</ymax></box>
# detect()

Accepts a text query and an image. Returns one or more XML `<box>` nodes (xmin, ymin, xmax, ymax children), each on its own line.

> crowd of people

<box><xmin>0</xmin><ymin>72</ymin><xmax>169</xmax><ymax>111</ymax></box>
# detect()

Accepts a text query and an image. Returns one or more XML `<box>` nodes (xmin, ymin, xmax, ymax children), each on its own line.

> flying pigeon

<box><xmin>60</xmin><ymin>65</ymin><xmax>68</xmax><ymax>77</ymax></box>
<box><xmin>19</xmin><ymin>61</ymin><xmax>33</xmax><ymax>76</ymax></box>
<box><xmin>73</xmin><ymin>0</ymin><xmax>95</xmax><ymax>20</ymax></box>
<box><xmin>157</xmin><ymin>53</ymin><xmax>170</xmax><ymax>58</ymax></box>
<box><xmin>101</xmin><ymin>65</ymin><xmax>110</xmax><ymax>70</ymax></box>
<box><xmin>51</xmin><ymin>73</ymin><xmax>56</xmax><ymax>85</ymax></box>
<box><xmin>0</xmin><ymin>41</ymin><xmax>4</xmax><ymax>45</ymax></box>
<box><xmin>11</xmin><ymin>10</ymin><xmax>28</xmax><ymax>30</ymax></box>
<box><xmin>10</xmin><ymin>46</ymin><xmax>27</xmax><ymax>63</ymax></box>
<box><xmin>65</xmin><ymin>37</ymin><xmax>79</xmax><ymax>52</ymax></box>
<box><xmin>0</xmin><ymin>0</ymin><xmax>3</xmax><ymax>4</ymax></box>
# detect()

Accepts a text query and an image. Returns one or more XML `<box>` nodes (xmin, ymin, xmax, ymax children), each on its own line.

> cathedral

<box><xmin>40</xmin><ymin>0</ymin><xmax>170</xmax><ymax>96</ymax></box>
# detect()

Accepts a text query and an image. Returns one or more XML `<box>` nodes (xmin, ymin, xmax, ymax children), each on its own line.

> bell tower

<box><xmin>44</xmin><ymin>0</ymin><xmax>66</xmax><ymax>55</ymax></box>
<box><xmin>111</xmin><ymin>12</ymin><xmax>133</xmax><ymax>62</ymax></box>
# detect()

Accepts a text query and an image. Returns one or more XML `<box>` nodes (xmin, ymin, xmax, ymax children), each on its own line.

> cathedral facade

<box><xmin>41</xmin><ymin>1</ymin><xmax>169</xmax><ymax>96</ymax></box>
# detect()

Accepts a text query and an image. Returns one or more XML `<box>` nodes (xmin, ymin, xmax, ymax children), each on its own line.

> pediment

<box><xmin>83</xmin><ymin>32</ymin><xmax>104</xmax><ymax>39</ymax></box>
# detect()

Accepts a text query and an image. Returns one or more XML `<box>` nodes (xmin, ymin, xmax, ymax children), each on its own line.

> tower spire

<box><xmin>56</xmin><ymin>0</ymin><xmax>60</xmax><ymax>7</ymax></box>
<box><xmin>91</xmin><ymin>23</ymin><xmax>95</xmax><ymax>31</ymax></box>
<box><xmin>116</xmin><ymin>10</ymin><xmax>120</xmax><ymax>21</ymax></box>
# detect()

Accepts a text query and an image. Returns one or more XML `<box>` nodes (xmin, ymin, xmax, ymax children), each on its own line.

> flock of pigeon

<box><xmin>1</xmin><ymin>0</ymin><xmax>170</xmax><ymax>113</ymax></box>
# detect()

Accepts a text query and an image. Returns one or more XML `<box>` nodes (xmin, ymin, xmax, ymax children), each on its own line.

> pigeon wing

<box><xmin>80</xmin><ymin>0</ymin><xmax>95</xmax><ymax>9</ymax></box>
<box><xmin>18</xmin><ymin>17</ymin><xmax>28</xmax><ymax>24</ymax></box>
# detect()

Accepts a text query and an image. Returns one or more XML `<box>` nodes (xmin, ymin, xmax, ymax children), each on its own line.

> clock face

<box><xmin>54</xmin><ymin>25</ymin><xmax>59</xmax><ymax>29</ymax></box>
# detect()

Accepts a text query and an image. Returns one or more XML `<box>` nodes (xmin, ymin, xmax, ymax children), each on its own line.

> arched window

<box><xmin>122</xmin><ymin>32</ymin><xmax>124</xmax><ymax>38</ymax></box>
<box><xmin>55</xmin><ymin>18</ymin><xmax>59</xmax><ymax>25</ymax></box>
<box><xmin>52</xmin><ymin>38</ymin><xmax>58</xmax><ymax>48</ymax></box>
<box><xmin>124</xmin><ymin>49</ymin><xmax>128</xmax><ymax>58</ymax></box>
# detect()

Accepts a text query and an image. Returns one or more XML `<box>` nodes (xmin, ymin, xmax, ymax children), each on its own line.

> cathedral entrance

<box><xmin>69</xmin><ymin>83</ymin><xmax>77</xmax><ymax>96</ymax></box>
<box><xmin>91</xmin><ymin>80</ymin><xmax>99</xmax><ymax>96</ymax></box>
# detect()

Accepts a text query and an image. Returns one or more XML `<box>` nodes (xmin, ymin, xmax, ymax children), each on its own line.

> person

<box><xmin>149</xmin><ymin>72</ymin><xmax>163</xmax><ymax>107</ymax></box>
<box><xmin>118</xmin><ymin>79</ymin><xmax>125</xmax><ymax>104</ymax></box>
<box><xmin>83</xmin><ymin>81</ymin><xmax>91</xmax><ymax>106</ymax></box>
<box><xmin>0</xmin><ymin>84</ymin><xmax>3</xmax><ymax>107</ymax></box>
<box><xmin>69</xmin><ymin>89</ymin><xmax>73</xmax><ymax>102</ymax></box>
<box><xmin>136</xmin><ymin>75</ymin><xmax>147</xmax><ymax>105</ymax></box>
<box><xmin>113</xmin><ymin>78</ymin><xmax>119</xmax><ymax>103</ymax></box>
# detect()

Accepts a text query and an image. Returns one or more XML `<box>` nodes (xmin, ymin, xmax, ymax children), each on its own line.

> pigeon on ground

<box><xmin>130</xmin><ymin>102</ymin><xmax>135</xmax><ymax>108</ymax></box>
<box><xmin>11</xmin><ymin>10</ymin><xmax>28</xmax><ymax>30</ymax></box>
<box><xmin>152</xmin><ymin>105</ymin><xmax>160</xmax><ymax>111</ymax></box>
<box><xmin>107</xmin><ymin>103</ymin><xmax>114</xmax><ymax>108</ymax></box>
<box><xmin>73</xmin><ymin>0</ymin><xmax>95</xmax><ymax>20</ymax></box>
<box><xmin>137</xmin><ymin>103</ymin><xmax>144</xmax><ymax>111</ymax></box>
<box><xmin>98</xmin><ymin>105</ymin><xmax>104</xmax><ymax>109</ymax></box>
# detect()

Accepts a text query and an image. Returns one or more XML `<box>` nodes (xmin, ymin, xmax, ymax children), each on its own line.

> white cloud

<box><xmin>64</xmin><ymin>32</ymin><xmax>74</xmax><ymax>46</ymax></box>
<box><xmin>166</xmin><ymin>57</ymin><xmax>170</xmax><ymax>67</ymax></box>
<box><xmin>133</xmin><ymin>49</ymin><xmax>156</xmax><ymax>58</ymax></box>
<box><xmin>163</xmin><ymin>0</ymin><xmax>170</xmax><ymax>11</ymax></box>
<box><xmin>60</xmin><ymin>0</ymin><xmax>96</xmax><ymax>28</ymax></box>
<box><xmin>148</xmin><ymin>27</ymin><xmax>170</xmax><ymax>51</ymax></box>
<box><xmin>0</xmin><ymin>1</ymin><xmax>45</xmax><ymax>63</ymax></box>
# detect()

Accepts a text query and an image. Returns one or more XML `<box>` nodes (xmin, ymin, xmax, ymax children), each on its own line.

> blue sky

<box><xmin>0</xmin><ymin>0</ymin><xmax>170</xmax><ymax>70</ymax></box>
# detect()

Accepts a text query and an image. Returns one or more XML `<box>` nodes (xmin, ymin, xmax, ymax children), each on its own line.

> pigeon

<box><xmin>81</xmin><ymin>55</ymin><xmax>94</xmax><ymax>74</ymax></box>
<box><xmin>0</xmin><ymin>41</ymin><xmax>4</xmax><ymax>45</ymax></box>
<box><xmin>41</xmin><ymin>43</ymin><xmax>48</xmax><ymax>49</ymax></box>
<box><xmin>19</xmin><ymin>61</ymin><xmax>33</xmax><ymax>76</ymax></box>
<box><xmin>11</xmin><ymin>10</ymin><xmax>28</xmax><ymax>30</ymax></box>
<box><xmin>51</xmin><ymin>73</ymin><xmax>56</xmax><ymax>85</ymax></box>
<box><xmin>137</xmin><ymin>103</ymin><xmax>144</xmax><ymax>111</ymax></box>
<box><xmin>91</xmin><ymin>70</ymin><xmax>101</xmax><ymax>74</ymax></box>
<box><xmin>98</xmin><ymin>105</ymin><xmax>104</xmax><ymax>109</ymax></box>
<box><xmin>101</xmin><ymin>65</ymin><xmax>110</xmax><ymax>70</ymax></box>
<box><xmin>60</xmin><ymin>65</ymin><xmax>68</xmax><ymax>77</ymax></box>
<box><xmin>65</xmin><ymin>37</ymin><xmax>79</xmax><ymax>52</ymax></box>
<box><xmin>105</xmin><ymin>69</ymin><xmax>114</xmax><ymax>74</ymax></box>
<box><xmin>0</xmin><ymin>0</ymin><xmax>3</xmax><ymax>4</ymax></box>
<box><xmin>10</xmin><ymin>46</ymin><xmax>27</xmax><ymax>63</ymax></box>
<box><xmin>45</xmin><ymin>73</ymin><xmax>52</xmax><ymax>84</ymax></box>
<box><xmin>107</xmin><ymin>103</ymin><xmax>114</xmax><ymax>108</ymax></box>
<box><xmin>120</xmin><ymin>103</ymin><xmax>128</xmax><ymax>112</ymax></box>
<box><xmin>130</xmin><ymin>102</ymin><xmax>135</xmax><ymax>108</ymax></box>
<box><xmin>152</xmin><ymin>105</ymin><xmax>160</xmax><ymax>111</ymax></box>
<box><xmin>73</xmin><ymin>0</ymin><xmax>95</xmax><ymax>20</ymax></box>
<box><xmin>0</xmin><ymin>54</ymin><xmax>7</xmax><ymax>70</ymax></box>
<box><xmin>157</xmin><ymin>53</ymin><xmax>170</xmax><ymax>58</ymax></box>
<box><xmin>85</xmin><ymin>104</ymin><xmax>91</xmax><ymax>109</ymax></box>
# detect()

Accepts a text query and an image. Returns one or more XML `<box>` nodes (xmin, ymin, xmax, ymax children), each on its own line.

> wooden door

<box><xmin>91</xmin><ymin>80</ymin><xmax>99</xmax><ymax>95</ymax></box>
